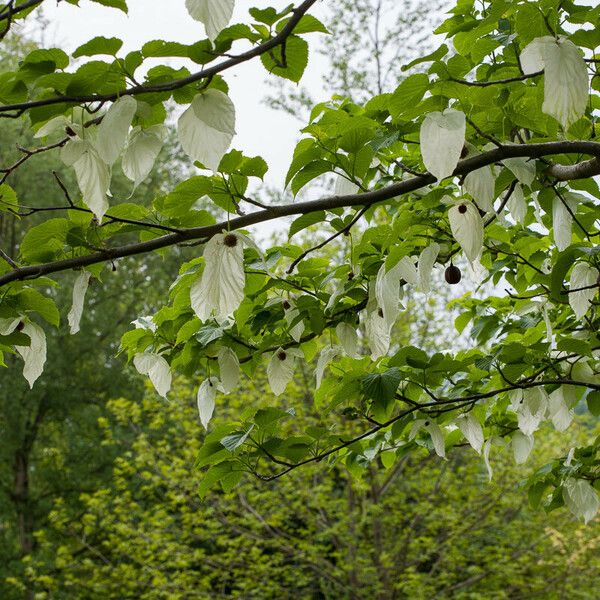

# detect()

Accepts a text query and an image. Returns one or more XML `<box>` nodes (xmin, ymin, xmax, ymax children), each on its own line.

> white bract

<box><xmin>178</xmin><ymin>89</ymin><xmax>236</xmax><ymax>171</ymax></box>
<box><xmin>284</xmin><ymin>303</ymin><xmax>305</xmax><ymax>343</ymax></box>
<box><xmin>336</xmin><ymin>322</ymin><xmax>360</xmax><ymax>358</ymax></box>
<box><xmin>512</xmin><ymin>431</ymin><xmax>535</xmax><ymax>464</ymax></box>
<box><xmin>0</xmin><ymin>318</ymin><xmax>20</xmax><ymax>336</ymax></box>
<box><xmin>334</xmin><ymin>175</ymin><xmax>359</xmax><ymax>196</ymax></box>
<box><xmin>267</xmin><ymin>348</ymin><xmax>303</xmax><ymax>396</ymax></box>
<box><xmin>61</xmin><ymin>136</ymin><xmax>110</xmax><ymax>222</ymax></box>
<box><xmin>507</xmin><ymin>183</ymin><xmax>527</xmax><ymax>225</ymax></box>
<box><xmin>563</xmin><ymin>477</ymin><xmax>600</xmax><ymax>524</ymax></box>
<box><xmin>455</xmin><ymin>413</ymin><xmax>484</xmax><ymax>454</ymax></box>
<box><xmin>572</xmin><ymin>360</ymin><xmax>600</xmax><ymax>385</ymax></box>
<box><xmin>185</xmin><ymin>0</ymin><xmax>235</xmax><ymax>42</ymax></box>
<box><xmin>190</xmin><ymin>232</ymin><xmax>251</xmax><ymax>323</ymax></box>
<box><xmin>34</xmin><ymin>115</ymin><xmax>71</xmax><ymax>139</ymax></box>
<box><xmin>417</xmin><ymin>242</ymin><xmax>440</xmax><ymax>294</ymax></box>
<box><xmin>315</xmin><ymin>346</ymin><xmax>339</xmax><ymax>389</ymax></box>
<box><xmin>448</xmin><ymin>201</ymin><xmax>484</xmax><ymax>264</ymax></box>
<box><xmin>463</xmin><ymin>165</ymin><xmax>495</xmax><ymax>213</ymax></box>
<box><xmin>364</xmin><ymin>308</ymin><xmax>390</xmax><ymax>360</ymax></box>
<box><xmin>67</xmin><ymin>271</ymin><xmax>91</xmax><ymax>335</ymax></box>
<box><xmin>375</xmin><ymin>261</ymin><xmax>404</xmax><ymax>330</ymax></box>
<box><xmin>542</xmin><ymin>303</ymin><xmax>555</xmax><ymax>349</ymax></box>
<box><xmin>394</xmin><ymin>255</ymin><xmax>418</xmax><ymax>286</ymax></box>
<box><xmin>16</xmin><ymin>322</ymin><xmax>47</xmax><ymax>388</ymax></box>
<box><xmin>483</xmin><ymin>437</ymin><xmax>494</xmax><ymax>481</ymax></box>
<box><xmin>516</xmin><ymin>388</ymin><xmax>548</xmax><ymax>436</ymax></box>
<box><xmin>552</xmin><ymin>194</ymin><xmax>577</xmax><ymax>251</ymax></box>
<box><xmin>503</xmin><ymin>156</ymin><xmax>536</xmax><ymax>186</ymax></box>
<box><xmin>548</xmin><ymin>387</ymin><xmax>574</xmax><ymax>432</ymax></box>
<box><xmin>410</xmin><ymin>420</ymin><xmax>445</xmax><ymax>458</ymax></box>
<box><xmin>569</xmin><ymin>262</ymin><xmax>599</xmax><ymax>320</ymax></box>
<box><xmin>420</xmin><ymin>109</ymin><xmax>465</xmax><ymax>181</ymax></box>
<box><xmin>218</xmin><ymin>347</ymin><xmax>240</xmax><ymax>393</ymax></box>
<box><xmin>122</xmin><ymin>125</ymin><xmax>167</xmax><ymax>192</ymax></box>
<box><xmin>520</xmin><ymin>36</ymin><xmax>589</xmax><ymax>128</ymax></box>
<box><xmin>197</xmin><ymin>377</ymin><xmax>224</xmax><ymax>428</ymax></box>
<box><xmin>96</xmin><ymin>95</ymin><xmax>137</xmax><ymax>165</ymax></box>
<box><xmin>133</xmin><ymin>353</ymin><xmax>172</xmax><ymax>399</ymax></box>
<box><xmin>364</xmin><ymin>282</ymin><xmax>390</xmax><ymax>360</ymax></box>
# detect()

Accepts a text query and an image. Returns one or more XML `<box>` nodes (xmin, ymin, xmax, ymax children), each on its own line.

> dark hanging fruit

<box><xmin>458</xmin><ymin>204</ymin><xmax>467</xmax><ymax>214</ymax></box>
<box><xmin>282</xmin><ymin>300</ymin><xmax>291</xmax><ymax>310</ymax></box>
<box><xmin>445</xmin><ymin>264</ymin><xmax>462</xmax><ymax>285</ymax></box>
<box><xmin>223</xmin><ymin>233</ymin><xmax>238</xmax><ymax>247</ymax></box>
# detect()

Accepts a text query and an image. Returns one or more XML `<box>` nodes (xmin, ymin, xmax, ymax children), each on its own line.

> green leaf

<box><xmin>549</xmin><ymin>245</ymin><xmax>600</xmax><ymax>303</ymax></box>
<box><xmin>291</xmin><ymin>160</ymin><xmax>332</xmax><ymax>196</ymax></box>
<box><xmin>528</xmin><ymin>480</ymin><xmax>550</xmax><ymax>509</ymax></box>
<box><xmin>198</xmin><ymin>461</ymin><xmax>239</xmax><ymax>498</ymax></box>
<box><xmin>19</xmin><ymin>219</ymin><xmax>70</xmax><ymax>264</ymax></box>
<box><xmin>389</xmin><ymin>74</ymin><xmax>430</xmax><ymax>119</ymax></box>
<box><xmin>587</xmin><ymin>391</ymin><xmax>600</xmax><ymax>417</ymax></box>
<box><xmin>90</xmin><ymin>0</ymin><xmax>128</xmax><ymax>12</ymax></box>
<box><xmin>195</xmin><ymin>324</ymin><xmax>225</xmax><ymax>347</ymax></box>
<box><xmin>402</xmin><ymin>44</ymin><xmax>448</xmax><ymax>71</ymax></box>
<box><xmin>18</xmin><ymin>288</ymin><xmax>60</xmax><ymax>327</ymax></box>
<box><xmin>261</xmin><ymin>35</ymin><xmax>309</xmax><ymax>83</ymax></box>
<box><xmin>288</xmin><ymin>211</ymin><xmax>326</xmax><ymax>238</ymax></box>
<box><xmin>221</xmin><ymin>426</ymin><xmax>254</xmax><ymax>452</ymax></box>
<box><xmin>73</xmin><ymin>37</ymin><xmax>123</xmax><ymax>58</ymax></box>
<box><xmin>0</xmin><ymin>184</ymin><xmax>17</xmax><ymax>211</ymax></box>
<box><xmin>277</xmin><ymin>14</ymin><xmax>329</xmax><ymax>35</ymax></box>
<box><xmin>360</xmin><ymin>368</ymin><xmax>402</xmax><ymax>404</ymax></box>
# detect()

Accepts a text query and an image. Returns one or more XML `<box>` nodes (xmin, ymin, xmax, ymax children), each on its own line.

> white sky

<box><xmin>36</xmin><ymin>0</ymin><xmax>327</xmax><ymax>192</ymax></box>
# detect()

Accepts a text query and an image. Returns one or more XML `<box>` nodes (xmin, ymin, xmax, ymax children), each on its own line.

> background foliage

<box><xmin>1</xmin><ymin>0</ymin><xmax>600</xmax><ymax>598</ymax></box>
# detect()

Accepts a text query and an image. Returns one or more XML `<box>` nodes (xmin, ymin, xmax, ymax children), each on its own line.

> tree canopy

<box><xmin>0</xmin><ymin>0</ymin><xmax>599</xmax><ymax>525</ymax></box>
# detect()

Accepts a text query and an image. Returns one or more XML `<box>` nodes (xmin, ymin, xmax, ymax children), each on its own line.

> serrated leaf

<box><xmin>288</xmin><ymin>211</ymin><xmax>325</xmax><ymax>238</ymax></box>
<box><xmin>261</xmin><ymin>35</ymin><xmax>309</xmax><ymax>83</ymax></box>
<box><xmin>360</xmin><ymin>368</ymin><xmax>402</xmax><ymax>404</ymax></box>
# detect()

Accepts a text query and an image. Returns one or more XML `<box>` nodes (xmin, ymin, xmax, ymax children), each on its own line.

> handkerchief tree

<box><xmin>0</xmin><ymin>0</ymin><xmax>599</xmax><ymax>521</ymax></box>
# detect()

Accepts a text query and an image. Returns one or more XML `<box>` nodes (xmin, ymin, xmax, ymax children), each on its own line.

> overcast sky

<box><xmin>35</xmin><ymin>0</ymin><xmax>327</xmax><ymax>193</ymax></box>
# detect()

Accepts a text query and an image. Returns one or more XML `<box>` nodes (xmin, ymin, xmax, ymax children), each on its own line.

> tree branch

<box><xmin>0</xmin><ymin>0</ymin><xmax>318</xmax><ymax>116</ymax></box>
<box><xmin>449</xmin><ymin>71</ymin><xmax>543</xmax><ymax>87</ymax></box>
<box><xmin>0</xmin><ymin>0</ymin><xmax>44</xmax><ymax>22</ymax></box>
<box><xmin>1</xmin><ymin>140</ymin><xmax>600</xmax><ymax>288</ymax></box>
<box><xmin>254</xmin><ymin>377</ymin><xmax>599</xmax><ymax>481</ymax></box>
<box><xmin>547</xmin><ymin>157</ymin><xmax>600</xmax><ymax>181</ymax></box>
